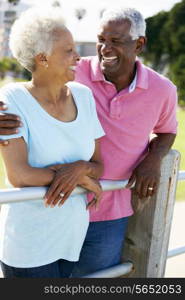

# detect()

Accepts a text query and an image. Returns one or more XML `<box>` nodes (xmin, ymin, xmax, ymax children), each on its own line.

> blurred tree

<box><xmin>144</xmin><ymin>11</ymin><xmax>168</xmax><ymax>69</ymax></box>
<box><xmin>7</xmin><ymin>0</ymin><xmax>20</xmax><ymax>5</ymax></box>
<box><xmin>9</xmin><ymin>58</ymin><xmax>23</xmax><ymax>77</ymax></box>
<box><xmin>52</xmin><ymin>1</ymin><xmax>61</xmax><ymax>7</ymax></box>
<box><xmin>0</xmin><ymin>57</ymin><xmax>31</xmax><ymax>80</ymax></box>
<box><xmin>99</xmin><ymin>8</ymin><xmax>105</xmax><ymax>19</ymax></box>
<box><xmin>22</xmin><ymin>68</ymin><xmax>31</xmax><ymax>81</ymax></box>
<box><xmin>75</xmin><ymin>8</ymin><xmax>86</xmax><ymax>21</ymax></box>
<box><xmin>0</xmin><ymin>57</ymin><xmax>11</xmax><ymax>79</ymax></box>
<box><xmin>170</xmin><ymin>55</ymin><xmax>185</xmax><ymax>104</ymax></box>
<box><xmin>164</xmin><ymin>0</ymin><xmax>185</xmax><ymax>60</ymax></box>
<box><xmin>142</xmin><ymin>0</ymin><xmax>185</xmax><ymax>104</ymax></box>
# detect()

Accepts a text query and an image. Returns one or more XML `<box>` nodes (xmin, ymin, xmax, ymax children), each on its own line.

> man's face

<box><xmin>96</xmin><ymin>20</ymin><xmax>143</xmax><ymax>79</ymax></box>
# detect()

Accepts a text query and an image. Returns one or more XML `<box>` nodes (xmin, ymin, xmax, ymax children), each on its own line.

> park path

<box><xmin>165</xmin><ymin>201</ymin><xmax>185</xmax><ymax>277</ymax></box>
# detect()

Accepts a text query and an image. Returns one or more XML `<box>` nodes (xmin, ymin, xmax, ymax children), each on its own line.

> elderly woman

<box><xmin>0</xmin><ymin>8</ymin><xmax>105</xmax><ymax>278</ymax></box>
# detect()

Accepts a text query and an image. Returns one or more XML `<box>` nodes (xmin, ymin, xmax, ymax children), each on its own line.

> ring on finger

<box><xmin>148</xmin><ymin>187</ymin><xmax>154</xmax><ymax>191</ymax></box>
<box><xmin>59</xmin><ymin>192</ymin><xmax>65</xmax><ymax>197</ymax></box>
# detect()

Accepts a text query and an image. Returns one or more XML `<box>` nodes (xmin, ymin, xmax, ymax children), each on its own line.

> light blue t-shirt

<box><xmin>0</xmin><ymin>81</ymin><xmax>105</xmax><ymax>268</ymax></box>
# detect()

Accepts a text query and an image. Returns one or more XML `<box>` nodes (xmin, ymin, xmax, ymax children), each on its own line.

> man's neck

<box><xmin>105</xmin><ymin>63</ymin><xmax>137</xmax><ymax>92</ymax></box>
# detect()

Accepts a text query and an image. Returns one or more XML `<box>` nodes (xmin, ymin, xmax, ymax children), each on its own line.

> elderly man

<box><xmin>0</xmin><ymin>8</ymin><xmax>177</xmax><ymax>277</ymax></box>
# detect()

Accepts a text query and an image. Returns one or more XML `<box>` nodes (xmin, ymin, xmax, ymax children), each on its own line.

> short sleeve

<box><xmin>88</xmin><ymin>90</ymin><xmax>105</xmax><ymax>139</ymax></box>
<box><xmin>0</xmin><ymin>86</ymin><xmax>29</xmax><ymax>143</ymax></box>
<box><xmin>153</xmin><ymin>85</ymin><xmax>178</xmax><ymax>134</ymax></box>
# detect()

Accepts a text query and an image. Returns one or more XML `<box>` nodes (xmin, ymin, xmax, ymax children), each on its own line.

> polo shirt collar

<box><xmin>90</xmin><ymin>56</ymin><xmax>148</xmax><ymax>90</ymax></box>
<box><xmin>129</xmin><ymin>71</ymin><xmax>137</xmax><ymax>93</ymax></box>
<box><xmin>135</xmin><ymin>59</ymin><xmax>148</xmax><ymax>90</ymax></box>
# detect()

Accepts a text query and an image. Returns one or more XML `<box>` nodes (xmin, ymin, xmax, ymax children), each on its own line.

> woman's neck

<box><xmin>27</xmin><ymin>74</ymin><xmax>69</xmax><ymax>105</ymax></box>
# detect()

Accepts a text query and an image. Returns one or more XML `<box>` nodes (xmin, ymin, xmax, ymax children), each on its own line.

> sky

<box><xmin>21</xmin><ymin>0</ymin><xmax>182</xmax><ymax>41</ymax></box>
<box><xmin>23</xmin><ymin>0</ymin><xmax>181</xmax><ymax>17</ymax></box>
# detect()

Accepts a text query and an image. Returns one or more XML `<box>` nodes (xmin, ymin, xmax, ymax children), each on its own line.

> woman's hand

<box><xmin>44</xmin><ymin>161</ymin><xmax>88</xmax><ymax>207</ymax></box>
<box><xmin>44</xmin><ymin>163</ymin><xmax>103</xmax><ymax>209</ymax></box>
<box><xmin>44</xmin><ymin>139</ymin><xmax>103</xmax><ymax>208</ymax></box>
<box><xmin>48</xmin><ymin>164</ymin><xmax>62</xmax><ymax>171</ymax></box>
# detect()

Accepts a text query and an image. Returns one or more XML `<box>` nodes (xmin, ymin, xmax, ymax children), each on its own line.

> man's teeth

<box><xmin>103</xmin><ymin>56</ymin><xmax>117</xmax><ymax>62</ymax></box>
<box><xmin>69</xmin><ymin>66</ymin><xmax>76</xmax><ymax>71</ymax></box>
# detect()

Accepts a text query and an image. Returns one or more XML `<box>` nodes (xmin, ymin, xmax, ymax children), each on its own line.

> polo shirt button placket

<box><xmin>110</xmin><ymin>98</ymin><xmax>118</xmax><ymax>119</ymax></box>
<box><xmin>116</xmin><ymin>99</ymin><xmax>121</xmax><ymax>119</ymax></box>
<box><xmin>105</xmin><ymin>81</ymin><xmax>116</xmax><ymax>92</ymax></box>
<box><xmin>107</xmin><ymin>86</ymin><xmax>113</xmax><ymax>93</ymax></box>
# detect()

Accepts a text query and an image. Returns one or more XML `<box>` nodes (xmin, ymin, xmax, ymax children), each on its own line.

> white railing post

<box><xmin>123</xmin><ymin>149</ymin><xmax>180</xmax><ymax>277</ymax></box>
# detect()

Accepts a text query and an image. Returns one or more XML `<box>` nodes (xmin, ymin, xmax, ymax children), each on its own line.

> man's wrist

<box><xmin>147</xmin><ymin>150</ymin><xmax>164</xmax><ymax>162</ymax></box>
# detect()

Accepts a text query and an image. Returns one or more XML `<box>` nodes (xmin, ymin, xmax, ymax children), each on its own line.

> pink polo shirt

<box><xmin>75</xmin><ymin>56</ymin><xmax>178</xmax><ymax>222</ymax></box>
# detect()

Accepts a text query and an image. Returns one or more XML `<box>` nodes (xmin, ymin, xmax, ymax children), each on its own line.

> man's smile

<box><xmin>101</xmin><ymin>56</ymin><xmax>118</xmax><ymax>66</ymax></box>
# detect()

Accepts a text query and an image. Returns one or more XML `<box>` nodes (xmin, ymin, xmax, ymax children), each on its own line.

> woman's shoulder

<box><xmin>67</xmin><ymin>81</ymin><xmax>95</xmax><ymax>107</ymax></box>
<box><xmin>67</xmin><ymin>81</ymin><xmax>97</xmax><ymax>117</ymax></box>
<box><xmin>67</xmin><ymin>81</ymin><xmax>93</xmax><ymax>95</ymax></box>
<box><xmin>1</xmin><ymin>81</ymin><xmax>24</xmax><ymax>92</ymax></box>
<box><xmin>0</xmin><ymin>82</ymin><xmax>27</xmax><ymax>105</ymax></box>
<box><xmin>0</xmin><ymin>82</ymin><xmax>25</xmax><ymax>97</ymax></box>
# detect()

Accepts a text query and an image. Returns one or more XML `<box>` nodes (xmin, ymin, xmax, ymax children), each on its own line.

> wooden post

<box><xmin>123</xmin><ymin>150</ymin><xmax>180</xmax><ymax>277</ymax></box>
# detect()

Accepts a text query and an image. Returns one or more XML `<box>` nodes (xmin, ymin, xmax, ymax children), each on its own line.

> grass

<box><xmin>173</xmin><ymin>108</ymin><xmax>185</xmax><ymax>201</ymax></box>
<box><xmin>0</xmin><ymin>77</ymin><xmax>185</xmax><ymax>200</ymax></box>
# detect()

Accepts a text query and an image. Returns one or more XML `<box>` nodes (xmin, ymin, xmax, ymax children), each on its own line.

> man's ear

<box><xmin>135</xmin><ymin>36</ymin><xmax>147</xmax><ymax>54</ymax></box>
<box><xmin>35</xmin><ymin>53</ymin><xmax>48</xmax><ymax>68</ymax></box>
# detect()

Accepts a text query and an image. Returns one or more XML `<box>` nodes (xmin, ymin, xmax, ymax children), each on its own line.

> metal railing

<box><xmin>83</xmin><ymin>262</ymin><xmax>134</xmax><ymax>278</ymax></box>
<box><xmin>0</xmin><ymin>170</ymin><xmax>185</xmax><ymax>278</ymax></box>
<box><xmin>167</xmin><ymin>246</ymin><xmax>185</xmax><ymax>259</ymax></box>
<box><xmin>0</xmin><ymin>179</ymin><xmax>129</xmax><ymax>205</ymax></box>
<box><xmin>178</xmin><ymin>170</ymin><xmax>185</xmax><ymax>181</ymax></box>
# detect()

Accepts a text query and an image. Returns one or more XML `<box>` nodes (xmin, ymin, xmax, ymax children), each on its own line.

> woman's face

<box><xmin>46</xmin><ymin>29</ymin><xmax>80</xmax><ymax>83</ymax></box>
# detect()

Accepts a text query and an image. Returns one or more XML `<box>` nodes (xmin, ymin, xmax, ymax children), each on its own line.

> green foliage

<box><xmin>144</xmin><ymin>11</ymin><xmax>169</xmax><ymax>69</ymax></box>
<box><xmin>164</xmin><ymin>1</ymin><xmax>185</xmax><ymax>61</ymax></box>
<box><xmin>142</xmin><ymin>0</ymin><xmax>185</xmax><ymax>105</ymax></box>
<box><xmin>7</xmin><ymin>0</ymin><xmax>20</xmax><ymax>5</ymax></box>
<box><xmin>171</xmin><ymin>55</ymin><xmax>185</xmax><ymax>104</ymax></box>
<box><xmin>166</xmin><ymin>1</ymin><xmax>185</xmax><ymax>32</ymax></box>
<box><xmin>22</xmin><ymin>68</ymin><xmax>32</xmax><ymax>81</ymax></box>
<box><xmin>0</xmin><ymin>57</ymin><xmax>30</xmax><ymax>80</ymax></box>
<box><xmin>170</xmin><ymin>26</ymin><xmax>185</xmax><ymax>57</ymax></box>
<box><xmin>0</xmin><ymin>57</ymin><xmax>11</xmax><ymax>78</ymax></box>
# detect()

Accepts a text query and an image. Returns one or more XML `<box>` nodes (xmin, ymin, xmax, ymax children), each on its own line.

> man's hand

<box><xmin>0</xmin><ymin>101</ymin><xmax>21</xmax><ymax>146</ymax></box>
<box><xmin>126</xmin><ymin>154</ymin><xmax>161</xmax><ymax>199</ymax></box>
<box><xmin>127</xmin><ymin>133</ymin><xmax>176</xmax><ymax>199</ymax></box>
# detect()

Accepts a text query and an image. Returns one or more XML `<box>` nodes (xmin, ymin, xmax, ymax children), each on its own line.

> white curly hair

<box><xmin>9</xmin><ymin>7</ymin><xmax>67</xmax><ymax>72</ymax></box>
<box><xmin>100</xmin><ymin>7</ymin><xmax>146</xmax><ymax>40</ymax></box>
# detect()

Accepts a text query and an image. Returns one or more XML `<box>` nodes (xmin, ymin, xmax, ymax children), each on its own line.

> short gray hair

<box><xmin>100</xmin><ymin>8</ymin><xmax>146</xmax><ymax>40</ymax></box>
<box><xmin>9</xmin><ymin>8</ymin><xmax>67</xmax><ymax>72</ymax></box>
